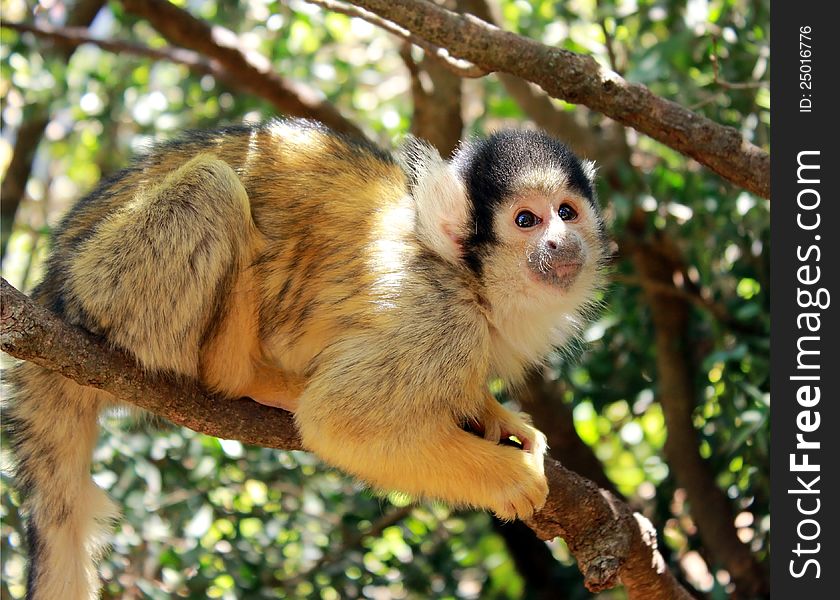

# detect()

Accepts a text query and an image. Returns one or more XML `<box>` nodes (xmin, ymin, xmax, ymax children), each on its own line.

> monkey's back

<box><xmin>42</xmin><ymin>121</ymin><xmax>399</xmax><ymax>267</ymax></box>
<box><xmin>36</xmin><ymin>119</ymin><xmax>488</xmax><ymax>389</ymax></box>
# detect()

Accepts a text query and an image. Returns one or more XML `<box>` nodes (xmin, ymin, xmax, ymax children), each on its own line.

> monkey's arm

<box><xmin>293</xmin><ymin>336</ymin><xmax>549</xmax><ymax>520</ymax></box>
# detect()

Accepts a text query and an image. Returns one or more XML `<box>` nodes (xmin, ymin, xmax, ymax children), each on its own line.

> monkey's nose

<box><xmin>546</xmin><ymin>238</ymin><xmax>581</xmax><ymax>260</ymax></box>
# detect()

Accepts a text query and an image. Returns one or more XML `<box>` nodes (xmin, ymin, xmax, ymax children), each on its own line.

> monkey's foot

<box><xmin>462</xmin><ymin>407</ymin><xmax>548</xmax><ymax>519</ymax></box>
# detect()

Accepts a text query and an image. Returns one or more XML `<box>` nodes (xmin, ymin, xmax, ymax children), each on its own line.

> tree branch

<box><xmin>526</xmin><ymin>462</ymin><xmax>691</xmax><ymax>599</ymax></box>
<box><xmin>344</xmin><ymin>0</ymin><xmax>769</xmax><ymax>198</ymax></box>
<box><xmin>400</xmin><ymin>39</ymin><xmax>463</xmax><ymax>157</ymax></box>
<box><xmin>120</xmin><ymin>0</ymin><xmax>365</xmax><ymax>139</ymax></box>
<box><xmin>1</xmin><ymin>109</ymin><xmax>49</xmax><ymax>260</ymax></box>
<box><xmin>0</xmin><ymin>278</ymin><xmax>302</xmax><ymax>449</ymax></box>
<box><xmin>305</xmin><ymin>0</ymin><xmax>486</xmax><ymax>78</ymax></box>
<box><xmin>3</xmin><ymin>21</ymin><xmax>221</xmax><ymax>75</ymax></box>
<box><xmin>0</xmin><ymin>277</ymin><xmax>690</xmax><ymax>598</ymax></box>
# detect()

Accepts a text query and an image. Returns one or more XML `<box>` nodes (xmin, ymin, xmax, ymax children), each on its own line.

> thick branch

<box><xmin>400</xmin><ymin>41</ymin><xmax>463</xmax><ymax>157</ymax></box>
<box><xmin>0</xmin><ymin>111</ymin><xmax>48</xmax><ymax>259</ymax></box>
<box><xmin>306</xmin><ymin>0</ymin><xmax>485</xmax><ymax>78</ymax></box>
<box><xmin>526</xmin><ymin>462</ymin><xmax>691</xmax><ymax>599</ymax></box>
<box><xmin>0</xmin><ymin>278</ymin><xmax>689</xmax><ymax>599</ymax></box>
<box><xmin>345</xmin><ymin>0</ymin><xmax>769</xmax><ymax>198</ymax></box>
<box><xmin>121</xmin><ymin>0</ymin><xmax>365</xmax><ymax>139</ymax></box>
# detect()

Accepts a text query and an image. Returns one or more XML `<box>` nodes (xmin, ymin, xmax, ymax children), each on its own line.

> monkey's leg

<box><xmin>11</xmin><ymin>155</ymin><xmax>262</xmax><ymax>599</ymax></box>
<box><xmin>197</xmin><ymin>261</ymin><xmax>303</xmax><ymax>411</ymax></box>
<box><xmin>236</xmin><ymin>363</ymin><xmax>305</xmax><ymax>411</ymax></box>
<box><xmin>67</xmin><ymin>153</ymin><xmax>258</xmax><ymax>378</ymax></box>
<box><xmin>5</xmin><ymin>363</ymin><xmax>119</xmax><ymax>600</ymax></box>
<box><xmin>69</xmin><ymin>151</ymin><xmax>299</xmax><ymax>402</ymax></box>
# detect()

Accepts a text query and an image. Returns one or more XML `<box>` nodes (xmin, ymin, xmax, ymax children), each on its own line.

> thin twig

<box><xmin>2</xmin><ymin>21</ymin><xmax>220</xmax><ymax>74</ymax></box>
<box><xmin>709</xmin><ymin>36</ymin><xmax>769</xmax><ymax>90</ymax></box>
<box><xmin>305</xmin><ymin>0</ymin><xmax>487</xmax><ymax>78</ymax></box>
<box><xmin>612</xmin><ymin>272</ymin><xmax>764</xmax><ymax>336</ymax></box>
<box><xmin>597</xmin><ymin>10</ymin><xmax>621</xmax><ymax>74</ymax></box>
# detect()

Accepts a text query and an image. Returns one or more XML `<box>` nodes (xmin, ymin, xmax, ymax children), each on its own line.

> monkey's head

<box><xmin>454</xmin><ymin>130</ymin><xmax>606</xmax><ymax>292</ymax></box>
<box><xmin>403</xmin><ymin>129</ymin><xmax>609</xmax><ymax>371</ymax></box>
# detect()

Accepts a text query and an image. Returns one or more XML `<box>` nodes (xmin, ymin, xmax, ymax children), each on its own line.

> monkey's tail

<box><xmin>4</xmin><ymin>361</ymin><xmax>119</xmax><ymax>600</ymax></box>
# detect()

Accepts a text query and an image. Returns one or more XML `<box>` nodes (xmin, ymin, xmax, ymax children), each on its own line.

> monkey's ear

<box><xmin>581</xmin><ymin>159</ymin><xmax>598</xmax><ymax>184</ymax></box>
<box><xmin>398</xmin><ymin>137</ymin><xmax>469</xmax><ymax>264</ymax></box>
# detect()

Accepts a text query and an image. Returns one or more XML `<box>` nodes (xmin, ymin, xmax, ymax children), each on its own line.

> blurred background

<box><xmin>0</xmin><ymin>0</ymin><xmax>770</xmax><ymax>598</ymax></box>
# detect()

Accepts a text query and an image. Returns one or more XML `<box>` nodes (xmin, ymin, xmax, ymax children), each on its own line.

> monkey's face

<box><xmin>449</xmin><ymin>129</ymin><xmax>606</xmax><ymax>306</ymax></box>
<box><xmin>503</xmin><ymin>190</ymin><xmax>589</xmax><ymax>290</ymax></box>
<box><xmin>488</xmin><ymin>187</ymin><xmax>605</xmax><ymax>300</ymax></box>
<box><xmin>474</xmin><ymin>183</ymin><xmax>607</xmax><ymax>380</ymax></box>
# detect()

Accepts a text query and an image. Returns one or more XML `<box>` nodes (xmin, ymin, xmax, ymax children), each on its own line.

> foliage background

<box><xmin>0</xmin><ymin>0</ymin><xmax>769</xmax><ymax>598</ymax></box>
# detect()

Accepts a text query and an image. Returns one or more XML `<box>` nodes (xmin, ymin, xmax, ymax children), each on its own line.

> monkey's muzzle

<box><xmin>528</xmin><ymin>258</ymin><xmax>584</xmax><ymax>291</ymax></box>
<box><xmin>550</xmin><ymin>261</ymin><xmax>583</xmax><ymax>287</ymax></box>
<box><xmin>529</xmin><ymin>236</ymin><xmax>585</xmax><ymax>290</ymax></box>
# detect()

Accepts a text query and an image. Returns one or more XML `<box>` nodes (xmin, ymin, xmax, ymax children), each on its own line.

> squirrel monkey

<box><xmin>5</xmin><ymin>119</ymin><xmax>607</xmax><ymax>599</ymax></box>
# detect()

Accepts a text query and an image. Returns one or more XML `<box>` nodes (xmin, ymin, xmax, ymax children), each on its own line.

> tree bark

<box><xmin>402</xmin><ymin>45</ymin><xmax>463</xmax><ymax>158</ymax></box>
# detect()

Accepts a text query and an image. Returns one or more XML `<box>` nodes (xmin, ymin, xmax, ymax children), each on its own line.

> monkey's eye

<box><xmin>515</xmin><ymin>211</ymin><xmax>541</xmax><ymax>228</ymax></box>
<box><xmin>558</xmin><ymin>204</ymin><xmax>579</xmax><ymax>222</ymax></box>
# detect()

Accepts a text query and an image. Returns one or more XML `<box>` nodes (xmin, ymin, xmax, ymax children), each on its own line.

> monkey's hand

<box><xmin>465</xmin><ymin>401</ymin><xmax>549</xmax><ymax>520</ymax></box>
<box><xmin>466</xmin><ymin>401</ymin><xmax>547</xmax><ymax>453</ymax></box>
